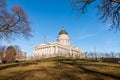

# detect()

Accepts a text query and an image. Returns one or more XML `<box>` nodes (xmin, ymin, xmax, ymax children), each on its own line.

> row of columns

<box><xmin>35</xmin><ymin>45</ymin><xmax>71</xmax><ymax>58</ymax></box>
<box><xmin>34</xmin><ymin>45</ymin><xmax>84</xmax><ymax>59</ymax></box>
<box><xmin>35</xmin><ymin>46</ymin><xmax>57</xmax><ymax>55</ymax></box>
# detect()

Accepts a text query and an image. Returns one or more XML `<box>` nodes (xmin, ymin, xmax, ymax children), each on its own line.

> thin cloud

<box><xmin>79</xmin><ymin>34</ymin><xmax>96</xmax><ymax>40</ymax></box>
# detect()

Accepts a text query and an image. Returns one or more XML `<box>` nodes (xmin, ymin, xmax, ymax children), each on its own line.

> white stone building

<box><xmin>34</xmin><ymin>27</ymin><xmax>85</xmax><ymax>59</ymax></box>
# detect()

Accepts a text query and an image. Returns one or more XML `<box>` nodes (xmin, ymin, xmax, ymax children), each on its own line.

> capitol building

<box><xmin>34</xmin><ymin>27</ymin><xmax>85</xmax><ymax>59</ymax></box>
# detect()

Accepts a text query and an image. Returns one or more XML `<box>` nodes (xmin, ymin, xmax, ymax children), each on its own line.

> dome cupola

<box><xmin>59</xmin><ymin>27</ymin><xmax>68</xmax><ymax>35</ymax></box>
<box><xmin>57</xmin><ymin>27</ymin><xmax>70</xmax><ymax>45</ymax></box>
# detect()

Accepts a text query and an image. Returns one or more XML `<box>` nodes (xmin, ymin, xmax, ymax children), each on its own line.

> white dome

<box><xmin>57</xmin><ymin>27</ymin><xmax>70</xmax><ymax>45</ymax></box>
<box><xmin>58</xmin><ymin>34</ymin><xmax>69</xmax><ymax>40</ymax></box>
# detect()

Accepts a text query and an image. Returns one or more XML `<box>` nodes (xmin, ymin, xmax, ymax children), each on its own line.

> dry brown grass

<box><xmin>0</xmin><ymin>60</ymin><xmax>120</xmax><ymax>80</ymax></box>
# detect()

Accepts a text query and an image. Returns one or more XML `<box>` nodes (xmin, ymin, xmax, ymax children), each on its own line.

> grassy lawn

<box><xmin>0</xmin><ymin>60</ymin><xmax>120</xmax><ymax>80</ymax></box>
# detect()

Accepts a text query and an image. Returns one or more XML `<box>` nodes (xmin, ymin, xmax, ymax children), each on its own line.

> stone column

<box><xmin>56</xmin><ymin>46</ymin><xmax>58</xmax><ymax>55</ymax></box>
<box><xmin>57</xmin><ymin>47</ymin><xmax>59</xmax><ymax>56</ymax></box>
<box><xmin>43</xmin><ymin>48</ymin><xmax>44</xmax><ymax>54</ymax></box>
<box><xmin>49</xmin><ymin>46</ymin><xmax>50</xmax><ymax>54</ymax></box>
<box><xmin>50</xmin><ymin>46</ymin><xmax>52</xmax><ymax>54</ymax></box>
<box><xmin>44</xmin><ymin>48</ymin><xmax>46</xmax><ymax>54</ymax></box>
<box><xmin>52</xmin><ymin>46</ymin><xmax>54</xmax><ymax>55</ymax></box>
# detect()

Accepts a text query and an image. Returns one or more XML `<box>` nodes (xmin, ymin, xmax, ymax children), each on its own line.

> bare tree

<box><xmin>0</xmin><ymin>45</ymin><xmax>26</xmax><ymax>63</ymax></box>
<box><xmin>0</xmin><ymin>45</ymin><xmax>6</xmax><ymax>61</ymax></box>
<box><xmin>72</xmin><ymin>0</ymin><xmax>120</xmax><ymax>30</ymax></box>
<box><xmin>90</xmin><ymin>52</ymin><xmax>94</xmax><ymax>58</ymax></box>
<box><xmin>84</xmin><ymin>52</ymin><xmax>88</xmax><ymax>58</ymax></box>
<box><xmin>0</xmin><ymin>0</ymin><xmax>32</xmax><ymax>41</ymax></box>
<box><xmin>14</xmin><ymin>45</ymin><xmax>21</xmax><ymax>52</ymax></box>
<box><xmin>14</xmin><ymin>45</ymin><xmax>26</xmax><ymax>61</ymax></box>
<box><xmin>119</xmin><ymin>53</ymin><xmax>120</xmax><ymax>58</ymax></box>
<box><xmin>5</xmin><ymin>46</ymin><xmax>16</xmax><ymax>63</ymax></box>
<box><xmin>111</xmin><ymin>52</ymin><xmax>114</xmax><ymax>58</ymax></box>
<box><xmin>105</xmin><ymin>52</ymin><xmax>111</xmax><ymax>58</ymax></box>
<box><xmin>72</xmin><ymin>0</ymin><xmax>95</xmax><ymax>15</ymax></box>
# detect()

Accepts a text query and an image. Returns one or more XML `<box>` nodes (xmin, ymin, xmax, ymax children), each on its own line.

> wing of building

<box><xmin>34</xmin><ymin>27</ymin><xmax>85</xmax><ymax>59</ymax></box>
<box><xmin>16</xmin><ymin>51</ymin><xmax>27</xmax><ymax>61</ymax></box>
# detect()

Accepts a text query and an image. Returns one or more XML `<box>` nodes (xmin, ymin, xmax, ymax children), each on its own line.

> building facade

<box><xmin>16</xmin><ymin>51</ymin><xmax>27</xmax><ymax>61</ymax></box>
<box><xmin>34</xmin><ymin>27</ymin><xmax>85</xmax><ymax>59</ymax></box>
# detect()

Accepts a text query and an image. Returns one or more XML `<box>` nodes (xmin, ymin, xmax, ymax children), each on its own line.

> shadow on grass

<box><xmin>60</xmin><ymin>60</ymin><xmax>120</xmax><ymax>69</ymax></box>
<box><xmin>0</xmin><ymin>66</ymin><xmax>79</xmax><ymax>80</ymax></box>
<box><xmin>0</xmin><ymin>61</ymin><xmax>120</xmax><ymax>80</ymax></box>
<box><xmin>0</xmin><ymin>62</ymin><xmax>38</xmax><ymax>71</ymax></box>
<box><xmin>61</xmin><ymin>61</ymin><xmax>120</xmax><ymax>80</ymax></box>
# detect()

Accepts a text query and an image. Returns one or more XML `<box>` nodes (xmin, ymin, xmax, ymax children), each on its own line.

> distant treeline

<box><xmin>85</xmin><ymin>52</ymin><xmax>120</xmax><ymax>58</ymax></box>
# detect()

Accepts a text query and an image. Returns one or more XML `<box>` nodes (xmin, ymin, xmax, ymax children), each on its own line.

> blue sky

<box><xmin>1</xmin><ymin>0</ymin><xmax>120</xmax><ymax>56</ymax></box>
